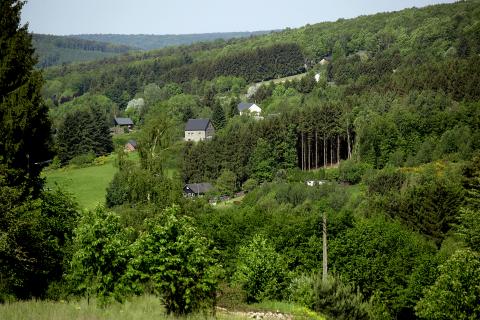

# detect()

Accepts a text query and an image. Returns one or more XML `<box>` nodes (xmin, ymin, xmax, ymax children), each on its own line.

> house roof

<box><xmin>114</xmin><ymin>117</ymin><xmax>134</xmax><ymax>126</ymax></box>
<box><xmin>126</xmin><ymin>140</ymin><xmax>137</xmax><ymax>148</ymax></box>
<box><xmin>237</xmin><ymin>102</ymin><xmax>255</xmax><ymax>112</ymax></box>
<box><xmin>185</xmin><ymin>119</ymin><xmax>211</xmax><ymax>131</ymax></box>
<box><xmin>184</xmin><ymin>183</ymin><xmax>213</xmax><ymax>194</ymax></box>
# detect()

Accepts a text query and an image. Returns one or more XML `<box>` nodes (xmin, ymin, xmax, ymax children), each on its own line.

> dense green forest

<box><xmin>32</xmin><ymin>34</ymin><xmax>138</xmax><ymax>68</ymax></box>
<box><xmin>3</xmin><ymin>0</ymin><xmax>480</xmax><ymax>319</ymax></box>
<box><xmin>73</xmin><ymin>31</ymin><xmax>273</xmax><ymax>50</ymax></box>
<box><xmin>32</xmin><ymin>31</ymin><xmax>272</xmax><ymax>68</ymax></box>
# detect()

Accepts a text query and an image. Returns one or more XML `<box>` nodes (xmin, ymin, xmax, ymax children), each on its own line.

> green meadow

<box><xmin>43</xmin><ymin>154</ymin><xmax>120</xmax><ymax>210</ymax></box>
<box><xmin>0</xmin><ymin>295</ymin><xmax>323</xmax><ymax>320</ymax></box>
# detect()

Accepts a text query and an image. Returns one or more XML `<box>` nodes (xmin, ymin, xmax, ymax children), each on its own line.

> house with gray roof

<box><xmin>112</xmin><ymin>117</ymin><xmax>134</xmax><ymax>134</ymax></box>
<box><xmin>183</xmin><ymin>183</ymin><xmax>213</xmax><ymax>197</ymax></box>
<box><xmin>184</xmin><ymin>119</ymin><xmax>215</xmax><ymax>142</ymax></box>
<box><xmin>237</xmin><ymin>102</ymin><xmax>261</xmax><ymax>116</ymax></box>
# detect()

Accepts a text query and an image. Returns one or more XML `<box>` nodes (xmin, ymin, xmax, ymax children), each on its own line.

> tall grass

<box><xmin>0</xmin><ymin>295</ymin><xmax>248</xmax><ymax>320</ymax></box>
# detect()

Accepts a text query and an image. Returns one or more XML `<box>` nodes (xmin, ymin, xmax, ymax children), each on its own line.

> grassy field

<box><xmin>0</xmin><ymin>295</ymin><xmax>245</xmax><ymax>320</ymax></box>
<box><xmin>43</xmin><ymin>154</ymin><xmax>120</xmax><ymax>210</ymax></box>
<box><xmin>0</xmin><ymin>295</ymin><xmax>323</xmax><ymax>320</ymax></box>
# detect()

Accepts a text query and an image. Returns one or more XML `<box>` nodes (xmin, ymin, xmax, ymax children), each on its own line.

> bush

<box><xmin>69</xmin><ymin>152</ymin><xmax>95</xmax><ymax>167</ymax></box>
<box><xmin>242</xmin><ymin>178</ymin><xmax>259</xmax><ymax>192</ymax></box>
<box><xmin>130</xmin><ymin>205</ymin><xmax>221</xmax><ymax>316</ymax></box>
<box><xmin>416</xmin><ymin>249</ymin><xmax>480</xmax><ymax>319</ymax></box>
<box><xmin>314</xmin><ymin>276</ymin><xmax>370</xmax><ymax>320</ymax></box>
<box><xmin>363</xmin><ymin>167</ymin><xmax>406</xmax><ymax>195</ymax></box>
<box><xmin>288</xmin><ymin>273</ymin><xmax>317</xmax><ymax>308</ymax></box>
<box><xmin>67</xmin><ymin>207</ymin><xmax>133</xmax><ymax>306</ymax></box>
<box><xmin>338</xmin><ymin>159</ymin><xmax>371</xmax><ymax>184</ymax></box>
<box><xmin>289</xmin><ymin>273</ymin><xmax>371</xmax><ymax>320</ymax></box>
<box><xmin>233</xmin><ymin>234</ymin><xmax>290</xmax><ymax>303</ymax></box>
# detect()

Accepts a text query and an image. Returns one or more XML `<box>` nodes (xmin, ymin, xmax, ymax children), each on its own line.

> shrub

<box><xmin>338</xmin><ymin>159</ymin><xmax>371</xmax><ymax>184</ymax></box>
<box><xmin>67</xmin><ymin>207</ymin><xmax>133</xmax><ymax>306</ymax></box>
<box><xmin>233</xmin><ymin>234</ymin><xmax>290</xmax><ymax>303</ymax></box>
<box><xmin>288</xmin><ymin>273</ymin><xmax>317</xmax><ymax>308</ymax></box>
<box><xmin>289</xmin><ymin>273</ymin><xmax>371</xmax><ymax>320</ymax></box>
<box><xmin>69</xmin><ymin>152</ymin><xmax>95</xmax><ymax>167</ymax></box>
<box><xmin>314</xmin><ymin>276</ymin><xmax>370</xmax><ymax>320</ymax></box>
<box><xmin>416</xmin><ymin>249</ymin><xmax>480</xmax><ymax>319</ymax></box>
<box><xmin>363</xmin><ymin>167</ymin><xmax>406</xmax><ymax>195</ymax></box>
<box><xmin>242</xmin><ymin>178</ymin><xmax>259</xmax><ymax>192</ymax></box>
<box><xmin>130</xmin><ymin>205</ymin><xmax>220</xmax><ymax>316</ymax></box>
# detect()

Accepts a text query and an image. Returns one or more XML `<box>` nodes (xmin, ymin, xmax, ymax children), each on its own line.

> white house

<box><xmin>237</xmin><ymin>102</ymin><xmax>262</xmax><ymax>116</ymax></box>
<box><xmin>184</xmin><ymin>119</ymin><xmax>215</xmax><ymax>142</ymax></box>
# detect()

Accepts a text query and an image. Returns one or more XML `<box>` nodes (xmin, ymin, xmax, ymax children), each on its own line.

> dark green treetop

<box><xmin>0</xmin><ymin>0</ymin><xmax>52</xmax><ymax>193</ymax></box>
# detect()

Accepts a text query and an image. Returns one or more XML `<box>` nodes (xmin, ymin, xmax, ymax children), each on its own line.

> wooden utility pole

<box><xmin>315</xmin><ymin>129</ymin><xmax>318</xmax><ymax>169</ymax></box>
<box><xmin>322</xmin><ymin>211</ymin><xmax>328</xmax><ymax>284</ymax></box>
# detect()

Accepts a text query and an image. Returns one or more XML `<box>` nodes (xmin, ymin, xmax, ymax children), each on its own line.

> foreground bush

<box><xmin>130</xmin><ymin>205</ymin><xmax>220</xmax><ymax>316</ymax></box>
<box><xmin>233</xmin><ymin>234</ymin><xmax>290</xmax><ymax>303</ymax></box>
<box><xmin>289</xmin><ymin>273</ymin><xmax>370</xmax><ymax>320</ymax></box>
<box><xmin>67</xmin><ymin>207</ymin><xmax>133</xmax><ymax>305</ymax></box>
<box><xmin>416</xmin><ymin>249</ymin><xmax>480</xmax><ymax>319</ymax></box>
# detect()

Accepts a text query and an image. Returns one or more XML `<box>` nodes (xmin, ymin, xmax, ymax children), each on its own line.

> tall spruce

<box><xmin>212</xmin><ymin>100</ymin><xmax>226</xmax><ymax>130</ymax></box>
<box><xmin>0</xmin><ymin>0</ymin><xmax>52</xmax><ymax>194</ymax></box>
<box><xmin>56</xmin><ymin>107</ymin><xmax>113</xmax><ymax>164</ymax></box>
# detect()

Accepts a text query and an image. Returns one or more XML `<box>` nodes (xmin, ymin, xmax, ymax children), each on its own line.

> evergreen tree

<box><xmin>56</xmin><ymin>108</ymin><xmax>113</xmax><ymax>164</ymax></box>
<box><xmin>212</xmin><ymin>100</ymin><xmax>226</xmax><ymax>130</ymax></box>
<box><xmin>228</xmin><ymin>97</ymin><xmax>239</xmax><ymax>118</ymax></box>
<box><xmin>0</xmin><ymin>0</ymin><xmax>52</xmax><ymax>193</ymax></box>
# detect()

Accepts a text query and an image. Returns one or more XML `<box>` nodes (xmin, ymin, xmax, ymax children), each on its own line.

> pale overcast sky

<box><xmin>21</xmin><ymin>0</ymin><xmax>457</xmax><ymax>35</ymax></box>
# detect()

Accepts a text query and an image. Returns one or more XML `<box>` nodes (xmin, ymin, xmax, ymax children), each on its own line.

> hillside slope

<box><xmin>41</xmin><ymin>0</ymin><xmax>480</xmax><ymax>108</ymax></box>
<box><xmin>72</xmin><ymin>31</ymin><xmax>272</xmax><ymax>50</ymax></box>
<box><xmin>32</xmin><ymin>34</ymin><xmax>138</xmax><ymax>68</ymax></box>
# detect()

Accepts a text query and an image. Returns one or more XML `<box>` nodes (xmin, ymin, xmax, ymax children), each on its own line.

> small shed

<box><xmin>113</xmin><ymin>117</ymin><xmax>134</xmax><ymax>134</ymax></box>
<box><xmin>184</xmin><ymin>183</ymin><xmax>214</xmax><ymax>197</ymax></box>
<box><xmin>124</xmin><ymin>139</ymin><xmax>137</xmax><ymax>152</ymax></box>
<box><xmin>319</xmin><ymin>55</ymin><xmax>333</xmax><ymax>65</ymax></box>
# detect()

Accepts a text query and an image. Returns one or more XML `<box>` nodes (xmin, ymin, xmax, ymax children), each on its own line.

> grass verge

<box><xmin>0</xmin><ymin>295</ymin><xmax>250</xmax><ymax>320</ymax></box>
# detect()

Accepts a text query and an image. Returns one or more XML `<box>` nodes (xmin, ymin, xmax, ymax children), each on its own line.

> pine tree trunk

<box><xmin>347</xmin><ymin>119</ymin><xmax>351</xmax><ymax>159</ymax></box>
<box><xmin>323</xmin><ymin>135</ymin><xmax>327</xmax><ymax>168</ymax></box>
<box><xmin>330</xmin><ymin>139</ymin><xmax>333</xmax><ymax>167</ymax></box>
<box><xmin>301</xmin><ymin>132</ymin><xmax>304</xmax><ymax>170</ymax></box>
<box><xmin>307</xmin><ymin>133</ymin><xmax>311</xmax><ymax>170</ymax></box>
<box><xmin>337</xmin><ymin>135</ymin><xmax>340</xmax><ymax>165</ymax></box>
<box><xmin>322</xmin><ymin>211</ymin><xmax>328</xmax><ymax>284</ymax></box>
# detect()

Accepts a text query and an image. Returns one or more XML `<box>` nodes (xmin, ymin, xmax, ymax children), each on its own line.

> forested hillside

<box><xmin>32</xmin><ymin>34</ymin><xmax>138</xmax><ymax>68</ymax></box>
<box><xmin>73</xmin><ymin>31</ymin><xmax>272</xmax><ymax>50</ymax></box>
<box><xmin>3</xmin><ymin>0</ymin><xmax>480</xmax><ymax>319</ymax></box>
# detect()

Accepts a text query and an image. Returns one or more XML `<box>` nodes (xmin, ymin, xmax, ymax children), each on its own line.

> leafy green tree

<box><xmin>0</xmin><ymin>0</ymin><xmax>52</xmax><ymax>193</ymax></box>
<box><xmin>0</xmin><ymin>187</ymin><xmax>79</xmax><ymax>300</ymax></box>
<box><xmin>416</xmin><ymin>249</ymin><xmax>480</xmax><ymax>320</ymax></box>
<box><xmin>130</xmin><ymin>206</ymin><xmax>220</xmax><ymax>316</ymax></box>
<box><xmin>67</xmin><ymin>207</ymin><xmax>132</xmax><ymax>306</ymax></box>
<box><xmin>331</xmin><ymin>218</ymin><xmax>437</xmax><ymax>318</ymax></box>
<box><xmin>233</xmin><ymin>234</ymin><xmax>289</xmax><ymax>302</ymax></box>
<box><xmin>216</xmin><ymin>169</ymin><xmax>237</xmax><ymax>196</ymax></box>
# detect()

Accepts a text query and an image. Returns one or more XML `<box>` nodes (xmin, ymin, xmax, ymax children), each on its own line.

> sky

<box><xmin>21</xmin><ymin>0</ymin><xmax>457</xmax><ymax>35</ymax></box>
